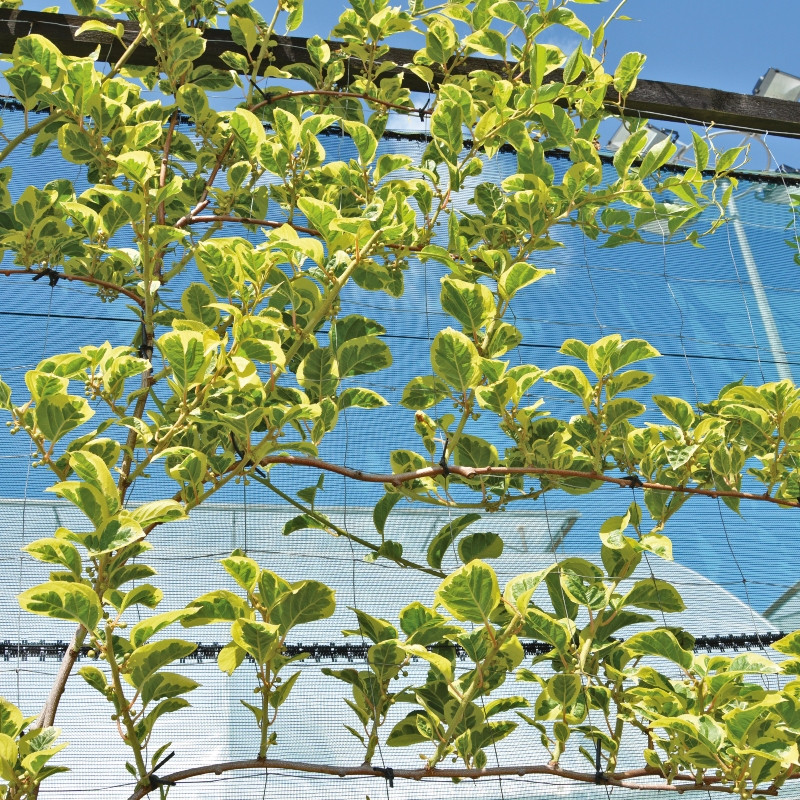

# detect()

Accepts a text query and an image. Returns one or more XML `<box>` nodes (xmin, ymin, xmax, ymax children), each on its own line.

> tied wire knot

<box><xmin>372</xmin><ymin>765</ymin><xmax>394</xmax><ymax>787</ymax></box>
<box><xmin>594</xmin><ymin>738</ymin><xmax>605</xmax><ymax>785</ymax></box>
<box><xmin>438</xmin><ymin>435</ymin><xmax>450</xmax><ymax>477</ymax></box>
<box><xmin>143</xmin><ymin>751</ymin><xmax>176</xmax><ymax>788</ymax></box>
<box><xmin>31</xmin><ymin>267</ymin><xmax>60</xmax><ymax>288</ymax></box>
<box><xmin>417</xmin><ymin>96</ymin><xmax>430</xmax><ymax>122</ymax></box>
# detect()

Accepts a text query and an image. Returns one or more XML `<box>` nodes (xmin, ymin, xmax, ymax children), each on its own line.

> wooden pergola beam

<box><xmin>1</xmin><ymin>9</ymin><xmax>799</xmax><ymax>138</ymax></box>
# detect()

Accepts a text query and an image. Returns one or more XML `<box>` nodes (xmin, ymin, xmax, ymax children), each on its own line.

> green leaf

<box><xmin>117</xmin><ymin>584</ymin><xmax>162</xmax><ymax>613</ymax></box>
<box><xmin>400</xmin><ymin>375</ymin><xmax>451</xmax><ymax>409</ymax></box>
<box><xmin>653</xmin><ymin>395</ymin><xmax>695</xmax><ymax>429</ymax></box>
<box><xmin>621</xmin><ymin>579</ymin><xmax>685</xmax><ymax>613</ymax></box>
<box><xmin>0</xmin><ymin>378</ymin><xmax>11</xmax><ymax>409</ymax></box>
<box><xmin>715</xmin><ymin>146</ymin><xmax>745</xmax><ymax>174</ymax></box>
<box><xmin>640</xmin><ymin>533</ymin><xmax>673</xmax><ymax>560</ymax></box>
<box><xmin>269</xmin><ymin>670</ymin><xmax>301</xmax><ymax>709</ymax></box>
<box><xmin>387</xmin><ymin>711</ymin><xmax>430</xmax><ymax>746</ymax></box>
<box><xmin>613</xmin><ymin>128</ymin><xmax>649</xmax><ymax>178</ymax></box>
<box><xmin>614</xmin><ymin>51</ymin><xmax>647</xmax><ymax>96</ymax></box>
<box><xmin>598</xmin><ymin>513</ymin><xmax>632</xmax><ymax>549</ymax></box>
<box><xmin>35</xmin><ymin>395</ymin><xmax>94</xmax><ymax>444</ymax></box>
<box><xmin>374</xmin><ymin>153</ymin><xmax>412</xmax><ymax>183</ymax></box>
<box><xmin>594</xmin><ymin>337</ymin><xmax>658</xmax><ymax>373</ymax></box>
<box><xmin>181</xmin><ymin>590</ymin><xmax>250</xmax><ymax>626</ymax></box>
<box><xmin>561</xmin><ymin>567</ymin><xmax>607</xmax><ymax>611</ymax></box>
<box><xmin>231</xmin><ymin>618</ymin><xmax>281</xmax><ymax>663</ymax></box>
<box><xmin>342</xmin><ymin>120</ymin><xmax>378</xmax><ymax>164</ymax></box>
<box><xmin>403</xmin><ymin>643</ymin><xmax>453</xmax><ymax>682</ymax></box>
<box><xmin>346</xmin><ymin>608</ymin><xmax>397</xmax><ymax>644</ymax></box>
<box><xmin>373</xmin><ymin>493</ymin><xmax>401</xmax><ymax>539</ymax></box>
<box><xmin>23</xmin><ymin>538</ymin><xmax>81</xmax><ymax>576</ymax></box>
<box><xmin>427</xmin><ymin>513</ymin><xmax>481</xmax><ymax>570</ymax></box>
<box><xmin>625</xmin><ymin>629</ymin><xmax>693</xmax><ymax>670</ymax></box>
<box><xmin>79</xmin><ymin>665</ymin><xmax>108</xmax><ymax>694</ymax></box>
<box><xmin>297</xmin><ymin>348</ymin><xmax>339</xmax><ymax>398</ymax></box>
<box><xmin>47</xmin><ymin>482</ymin><xmax>107</xmax><ymax>527</ymax></box>
<box><xmin>503</xmin><ymin>566</ymin><xmax>556</xmax><ymax>612</ymax></box>
<box><xmin>474</xmin><ymin>377</ymin><xmax>516</xmax><ymax>413</ymax></box>
<box><xmin>108</xmin><ymin>564</ymin><xmax>157</xmax><ymax>592</ymax></box>
<box><xmin>603</xmin><ymin>398</ymin><xmax>645</xmax><ymax>428</ymax></box>
<box><xmin>691</xmin><ymin>131</ymin><xmax>709</xmax><ymax>171</ymax></box>
<box><xmin>435</xmin><ymin>560</ymin><xmax>500</xmax><ymax>624</ymax></box>
<box><xmin>115</xmin><ymin>151</ymin><xmax>156</xmax><ymax>183</ymax></box>
<box><xmin>727</xmin><ymin>653</ymin><xmax>781</xmax><ymax>674</ymax></box>
<box><xmin>127</xmin><ymin>639</ymin><xmax>197</xmax><ymax>687</ymax></box>
<box><xmin>547</xmin><ymin>673</ymin><xmax>581</xmax><ymax>708</ymax></box>
<box><xmin>440</xmin><ymin>277</ymin><xmax>495</xmax><ymax>333</ymax></box>
<box><xmin>231</xmin><ymin>107</ymin><xmax>267</xmax><ymax>152</ymax></box>
<box><xmin>337</xmin><ymin>336</ymin><xmax>392</xmax><ymax>377</ymax></box>
<box><xmin>221</xmin><ymin>555</ymin><xmax>260</xmax><ymax>592</ymax></box>
<box><xmin>137</xmin><ymin>698</ymin><xmax>190</xmax><ymax>738</ymax></box>
<box><xmin>458</xmin><ymin>532</ymin><xmax>503</xmax><ymax>563</ymax></box>
<box><xmin>486</xmin><ymin>323</ymin><xmax>523</xmax><ymax>359</ymax></box>
<box><xmin>522</xmin><ymin>607</ymin><xmax>570</xmax><ymax>653</ymax></box>
<box><xmin>218</xmin><ymin>642</ymin><xmax>246</xmax><ymax>676</ymax></box>
<box><xmin>544</xmin><ymin>365</ymin><xmax>593</xmax><ymax>405</ymax></box>
<box><xmin>498</xmin><ymin>263</ymin><xmax>553</xmax><ymax>300</ymax></box>
<box><xmin>272</xmin><ymin>107</ymin><xmax>301</xmax><ymax>152</ymax></box>
<box><xmin>131</xmin><ymin>609</ymin><xmax>198</xmax><ymax>648</ymax></box>
<box><xmin>431</xmin><ymin>100</ymin><xmax>462</xmax><ymax>163</ymax></box>
<box><xmin>338</xmin><ymin>388</ymin><xmax>388</xmax><ymax>409</ymax></box>
<box><xmin>182</xmin><ymin>283</ymin><xmax>220</xmax><ymax>327</ymax></box>
<box><xmin>140</xmin><ymin>671</ymin><xmax>199</xmax><ymax>707</ymax></box>
<box><xmin>258</xmin><ymin>570</ymin><xmax>291</xmax><ymax>611</ymax></box>
<box><xmin>773</xmin><ymin>631</ymin><xmax>800</xmax><ymax>657</ymax></box>
<box><xmin>128</xmin><ymin>500</ymin><xmax>187</xmax><ymax>528</ymax></box>
<box><xmin>431</xmin><ymin>328</ymin><xmax>482</xmax><ymax>394</ymax></box>
<box><xmin>639</xmin><ymin>138</ymin><xmax>677</xmax><ymax>179</ymax></box>
<box><xmin>271</xmin><ymin>580</ymin><xmax>336</xmax><ymax>633</ymax></box>
<box><xmin>21</xmin><ymin>743</ymin><xmax>67</xmax><ymax>777</ymax></box>
<box><xmin>18</xmin><ymin>581</ymin><xmax>102</xmax><ymax>630</ymax></box>
<box><xmin>157</xmin><ymin>330</ymin><xmax>212</xmax><ymax>389</ymax></box>
<box><xmin>81</xmin><ymin>515</ymin><xmax>145</xmax><ymax>556</ymax></box>
<box><xmin>606</xmin><ymin>370</ymin><xmax>653</xmax><ymax>398</ymax></box>
<box><xmin>283</xmin><ymin>513</ymin><xmax>328</xmax><ymax>535</ymax></box>
<box><xmin>297</xmin><ymin>197</ymin><xmax>339</xmax><ymax>242</ymax></box>
<box><xmin>0</xmin><ymin>699</ymin><xmax>24</xmax><ymax>738</ymax></box>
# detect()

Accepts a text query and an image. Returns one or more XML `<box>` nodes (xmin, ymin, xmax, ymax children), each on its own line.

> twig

<box><xmin>251</xmin><ymin>472</ymin><xmax>445</xmax><ymax>577</ymax></box>
<box><xmin>0</xmin><ymin>268</ymin><xmax>145</xmax><ymax>308</ymax></box>
<box><xmin>157</xmin><ymin>110</ymin><xmax>180</xmax><ymax>227</ymax></box>
<box><xmin>252</xmin><ymin>88</ymin><xmax>427</xmax><ymax>116</ymax></box>
<box><xmin>182</xmin><ymin>214</ymin><xmax>426</xmax><ymax>252</ymax></box>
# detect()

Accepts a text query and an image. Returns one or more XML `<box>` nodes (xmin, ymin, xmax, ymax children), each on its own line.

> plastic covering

<box><xmin>1</xmin><ymin>104</ymin><xmax>799</xmax><ymax>797</ymax></box>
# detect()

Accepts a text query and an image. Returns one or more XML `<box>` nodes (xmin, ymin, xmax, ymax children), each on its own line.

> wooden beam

<box><xmin>1</xmin><ymin>9</ymin><xmax>799</xmax><ymax>138</ymax></box>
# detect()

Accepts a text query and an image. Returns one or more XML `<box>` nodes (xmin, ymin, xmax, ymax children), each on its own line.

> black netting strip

<box><xmin>1</xmin><ymin>632</ymin><xmax>786</xmax><ymax>663</ymax></box>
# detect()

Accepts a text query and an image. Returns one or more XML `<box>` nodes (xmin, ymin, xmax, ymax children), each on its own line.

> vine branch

<box><xmin>126</xmin><ymin>758</ymin><xmax>783</xmax><ymax>800</ymax></box>
<box><xmin>257</xmin><ymin>456</ymin><xmax>800</xmax><ymax>510</ymax></box>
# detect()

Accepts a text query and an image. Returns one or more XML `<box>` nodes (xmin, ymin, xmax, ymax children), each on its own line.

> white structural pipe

<box><xmin>727</xmin><ymin>193</ymin><xmax>793</xmax><ymax>382</ymax></box>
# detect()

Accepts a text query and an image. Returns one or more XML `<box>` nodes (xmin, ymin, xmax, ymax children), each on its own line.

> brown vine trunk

<box><xmin>34</xmin><ymin>625</ymin><xmax>86</xmax><ymax>729</ymax></box>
